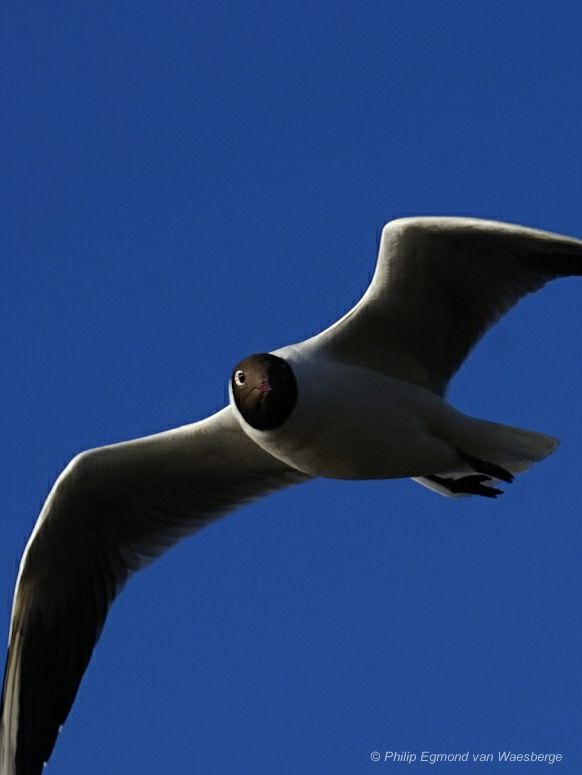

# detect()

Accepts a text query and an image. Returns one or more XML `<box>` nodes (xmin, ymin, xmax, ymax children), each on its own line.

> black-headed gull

<box><xmin>2</xmin><ymin>216</ymin><xmax>581</xmax><ymax>774</ymax></box>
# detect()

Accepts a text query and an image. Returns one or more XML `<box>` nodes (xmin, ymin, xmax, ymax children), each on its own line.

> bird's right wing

<box><xmin>0</xmin><ymin>406</ymin><xmax>310</xmax><ymax>775</ymax></box>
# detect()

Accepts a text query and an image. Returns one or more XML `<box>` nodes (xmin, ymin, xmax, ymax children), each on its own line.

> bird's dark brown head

<box><xmin>231</xmin><ymin>353</ymin><xmax>298</xmax><ymax>431</ymax></box>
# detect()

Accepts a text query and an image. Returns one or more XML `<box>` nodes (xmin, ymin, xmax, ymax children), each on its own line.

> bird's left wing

<box><xmin>0</xmin><ymin>406</ymin><xmax>309</xmax><ymax>775</ymax></box>
<box><xmin>312</xmin><ymin>217</ymin><xmax>582</xmax><ymax>394</ymax></box>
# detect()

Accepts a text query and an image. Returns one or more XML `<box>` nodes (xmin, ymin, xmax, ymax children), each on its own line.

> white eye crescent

<box><xmin>234</xmin><ymin>370</ymin><xmax>246</xmax><ymax>387</ymax></box>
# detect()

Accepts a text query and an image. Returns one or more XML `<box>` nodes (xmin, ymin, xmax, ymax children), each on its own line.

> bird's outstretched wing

<box><xmin>314</xmin><ymin>217</ymin><xmax>582</xmax><ymax>394</ymax></box>
<box><xmin>0</xmin><ymin>406</ymin><xmax>309</xmax><ymax>775</ymax></box>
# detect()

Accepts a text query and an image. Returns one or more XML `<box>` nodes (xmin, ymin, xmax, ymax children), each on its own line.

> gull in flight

<box><xmin>1</xmin><ymin>216</ymin><xmax>581</xmax><ymax>774</ymax></box>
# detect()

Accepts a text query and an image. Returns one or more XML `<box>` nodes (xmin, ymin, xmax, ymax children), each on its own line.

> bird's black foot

<box><xmin>456</xmin><ymin>448</ymin><xmax>514</xmax><ymax>483</ymax></box>
<box><xmin>427</xmin><ymin>473</ymin><xmax>504</xmax><ymax>498</ymax></box>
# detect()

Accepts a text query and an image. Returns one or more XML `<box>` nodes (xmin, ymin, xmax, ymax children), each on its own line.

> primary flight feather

<box><xmin>2</xmin><ymin>216</ymin><xmax>582</xmax><ymax>774</ymax></box>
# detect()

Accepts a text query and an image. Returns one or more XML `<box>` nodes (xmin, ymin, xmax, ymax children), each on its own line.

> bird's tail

<box><xmin>414</xmin><ymin>418</ymin><xmax>559</xmax><ymax>498</ymax></box>
<box><xmin>457</xmin><ymin>417</ymin><xmax>559</xmax><ymax>473</ymax></box>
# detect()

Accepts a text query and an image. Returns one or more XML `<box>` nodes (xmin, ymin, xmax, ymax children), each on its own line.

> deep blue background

<box><xmin>2</xmin><ymin>3</ymin><xmax>581</xmax><ymax>773</ymax></box>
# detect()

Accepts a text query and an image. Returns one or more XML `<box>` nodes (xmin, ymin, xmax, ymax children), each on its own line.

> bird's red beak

<box><xmin>256</xmin><ymin>377</ymin><xmax>271</xmax><ymax>393</ymax></box>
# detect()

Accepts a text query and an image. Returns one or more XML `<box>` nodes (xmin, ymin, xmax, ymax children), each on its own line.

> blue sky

<box><xmin>2</xmin><ymin>2</ymin><xmax>582</xmax><ymax>773</ymax></box>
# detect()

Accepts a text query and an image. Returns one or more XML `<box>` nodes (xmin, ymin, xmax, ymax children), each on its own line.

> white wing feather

<box><xmin>313</xmin><ymin>217</ymin><xmax>582</xmax><ymax>393</ymax></box>
<box><xmin>0</xmin><ymin>406</ymin><xmax>309</xmax><ymax>775</ymax></box>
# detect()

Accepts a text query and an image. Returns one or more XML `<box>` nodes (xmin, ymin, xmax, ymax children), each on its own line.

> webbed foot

<box><xmin>456</xmin><ymin>448</ymin><xmax>514</xmax><ymax>483</ymax></box>
<box><xmin>427</xmin><ymin>473</ymin><xmax>504</xmax><ymax>498</ymax></box>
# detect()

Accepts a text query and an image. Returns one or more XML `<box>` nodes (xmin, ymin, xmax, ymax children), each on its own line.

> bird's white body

<box><xmin>231</xmin><ymin>343</ymin><xmax>557</xmax><ymax>482</ymax></box>
<box><xmin>232</xmin><ymin>345</ymin><xmax>463</xmax><ymax>478</ymax></box>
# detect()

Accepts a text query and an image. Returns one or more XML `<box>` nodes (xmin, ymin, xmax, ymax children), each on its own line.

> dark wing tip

<box><xmin>522</xmin><ymin>248</ymin><xmax>582</xmax><ymax>279</ymax></box>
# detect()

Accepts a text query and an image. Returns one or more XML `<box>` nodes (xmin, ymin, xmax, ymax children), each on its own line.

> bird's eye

<box><xmin>234</xmin><ymin>370</ymin><xmax>246</xmax><ymax>386</ymax></box>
